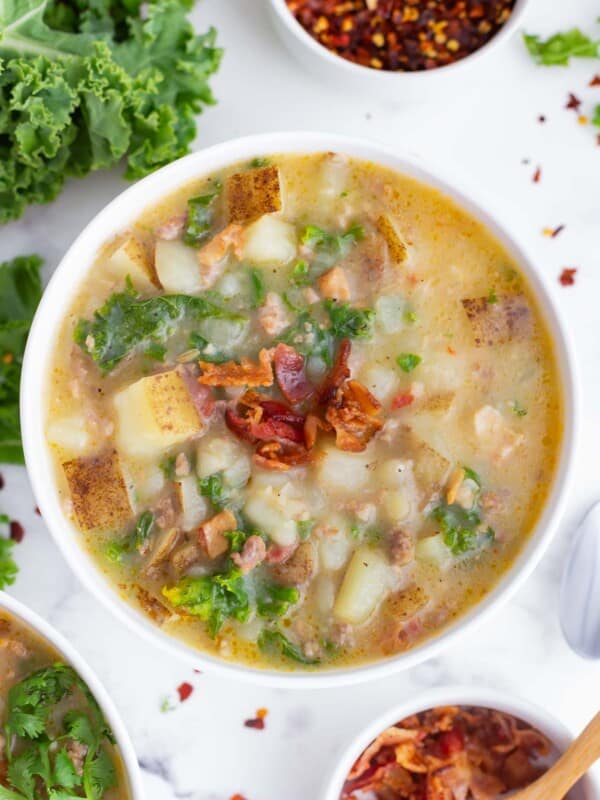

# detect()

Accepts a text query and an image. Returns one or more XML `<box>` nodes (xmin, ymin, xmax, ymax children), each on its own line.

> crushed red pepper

<box><xmin>532</xmin><ymin>166</ymin><xmax>541</xmax><ymax>183</ymax></box>
<box><xmin>566</xmin><ymin>92</ymin><xmax>581</xmax><ymax>111</ymax></box>
<box><xmin>559</xmin><ymin>268</ymin><xmax>577</xmax><ymax>286</ymax></box>
<box><xmin>542</xmin><ymin>224</ymin><xmax>565</xmax><ymax>238</ymax></box>
<box><xmin>9</xmin><ymin>520</ymin><xmax>24</xmax><ymax>543</ymax></box>
<box><xmin>177</xmin><ymin>681</ymin><xmax>194</xmax><ymax>702</ymax></box>
<box><xmin>285</xmin><ymin>0</ymin><xmax>516</xmax><ymax>72</ymax></box>
<box><xmin>590</xmin><ymin>74</ymin><xmax>600</xmax><ymax>87</ymax></box>
<box><xmin>244</xmin><ymin>708</ymin><xmax>268</xmax><ymax>729</ymax></box>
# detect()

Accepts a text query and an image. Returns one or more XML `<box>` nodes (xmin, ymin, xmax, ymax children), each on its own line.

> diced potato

<box><xmin>361</xmin><ymin>365</ymin><xmax>399</xmax><ymax>403</ymax></box>
<box><xmin>135</xmin><ymin>464</ymin><xmax>166</xmax><ymax>505</ymax></box>
<box><xmin>63</xmin><ymin>449</ymin><xmax>133</xmax><ymax>531</ymax></box>
<box><xmin>154</xmin><ymin>239</ymin><xmax>202</xmax><ymax>294</ymax></box>
<box><xmin>375</xmin><ymin>295</ymin><xmax>406</xmax><ymax>334</ymax></box>
<box><xmin>376</xmin><ymin>459</ymin><xmax>413</xmax><ymax>488</ymax></box>
<box><xmin>334</xmin><ymin>546</ymin><xmax>393</xmax><ymax>625</ymax></box>
<box><xmin>197</xmin><ymin>317</ymin><xmax>248</xmax><ymax>350</ymax></box>
<box><xmin>216</xmin><ymin>271</ymin><xmax>244</xmax><ymax>298</ymax></box>
<box><xmin>314</xmin><ymin>575</ymin><xmax>336</xmax><ymax>615</ymax></box>
<box><xmin>462</xmin><ymin>294</ymin><xmax>532</xmax><ymax>347</ymax></box>
<box><xmin>196</xmin><ymin>437</ymin><xmax>247</xmax><ymax>481</ymax></box>
<box><xmin>47</xmin><ymin>415</ymin><xmax>90</xmax><ymax>455</ymax></box>
<box><xmin>415</xmin><ymin>534</ymin><xmax>451</xmax><ymax>568</ymax></box>
<box><xmin>381</xmin><ymin>488</ymin><xmax>412</xmax><ymax>523</ymax></box>
<box><xmin>316</xmin><ymin>446</ymin><xmax>372</xmax><ymax>492</ymax></box>
<box><xmin>234</xmin><ymin>616</ymin><xmax>263</xmax><ymax>643</ymax></box>
<box><xmin>242</xmin><ymin>216</ymin><xmax>296</xmax><ymax>265</ymax></box>
<box><xmin>474</xmin><ymin>405</ymin><xmax>524</xmax><ymax>461</ymax></box>
<box><xmin>227</xmin><ymin>166</ymin><xmax>282</xmax><ymax>223</ymax></box>
<box><xmin>319</xmin><ymin>518</ymin><xmax>352</xmax><ymax>571</ymax></box>
<box><xmin>106</xmin><ymin>237</ymin><xmax>157</xmax><ymax>292</ymax></box>
<box><xmin>114</xmin><ymin>370</ymin><xmax>203</xmax><ymax>459</ymax></box>
<box><xmin>377</xmin><ymin>214</ymin><xmax>408</xmax><ymax>263</ymax></box>
<box><xmin>175</xmin><ymin>475</ymin><xmax>209</xmax><ymax>531</ymax></box>
<box><xmin>319</xmin><ymin>154</ymin><xmax>349</xmax><ymax>199</ymax></box>
<box><xmin>243</xmin><ymin>485</ymin><xmax>301</xmax><ymax>546</ymax></box>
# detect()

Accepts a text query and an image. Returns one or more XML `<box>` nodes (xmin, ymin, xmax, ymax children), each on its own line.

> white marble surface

<box><xmin>3</xmin><ymin>0</ymin><xmax>600</xmax><ymax>797</ymax></box>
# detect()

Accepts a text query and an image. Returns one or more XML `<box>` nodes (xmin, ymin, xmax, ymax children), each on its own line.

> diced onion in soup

<box><xmin>334</xmin><ymin>546</ymin><xmax>394</xmax><ymax>625</ymax></box>
<box><xmin>154</xmin><ymin>239</ymin><xmax>203</xmax><ymax>294</ymax></box>
<box><xmin>175</xmin><ymin>475</ymin><xmax>208</xmax><ymax>531</ymax></box>
<box><xmin>47</xmin><ymin>415</ymin><xmax>90</xmax><ymax>454</ymax></box>
<box><xmin>242</xmin><ymin>216</ymin><xmax>297</xmax><ymax>265</ymax></box>
<box><xmin>375</xmin><ymin>295</ymin><xmax>407</xmax><ymax>334</ymax></box>
<box><xmin>135</xmin><ymin>464</ymin><xmax>166</xmax><ymax>504</ymax></box>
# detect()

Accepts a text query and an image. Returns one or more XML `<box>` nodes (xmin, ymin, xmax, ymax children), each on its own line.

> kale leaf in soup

<box><xmin>0</xmin><ymin>613</ymin><xmax>128</xmax><ymax>799</ymax></box>
<box><xmin>45</xmin><ymin>153</ymin><xmax>562</xmax><ymax>671</ymax></box>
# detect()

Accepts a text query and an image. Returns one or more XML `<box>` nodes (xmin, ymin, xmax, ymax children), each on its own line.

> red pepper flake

<box><xmin>244</xmin><ymin>708</ymin><xmax>268</xmax><ymax>730</ymax></box>
<box><xmin>597</xmin><ymin>133</ymin><xmax>600</xmax><ymax>147</ymax></box>
<box><xmin>447</xmin><ymin>346</ymin><xmax>456</xmax><ymax>355</ymax></box>
<box><xmin>0</xmin><ymin>472</ymin><xmax>4</xmax><ymax>490</ymax></box>
<box><xmin>230</xmin><ymin>795</ymin><xmax>248</xmax><ymax>800</ymax></box>
<box><xmin>559</xmin><ymin>268</ymin><xmax>577</xmax><ymax>286</ymax></box>
<box><xmin>566</xmin><ymin>92</ymin><xmax>582</xmax><ymax>111</ymax></box>
<box><xmin>177</xmin><ymin>682</ymin><xmax>194</xmax><ymax>702</ymax></box>
<box><xmin>392</xmin><ymin>392</ymin><xmax>414</xmax><ymax>410</ymax></box>
<box><xmin>542</xmin><ymin>225</ymin><xmax>565</xmax><ymax>238</ymax></box>
<box><xmin>285</xmin><ymin>0</ymin><xmax>517</xmax><ymax>72</ymax></box>
<box><xmin>590</xmin><ymin>74</ymin><xmax>600</xmax><ymax>87</ymax></box>
<box><xmin>10</xmin><ymin>520</ymin><xmax>24</xmax><ymax>543</ymax></box>
<box><xmin>537</xmin><ymin>114</ymin><xmax>546</xmax><ymax>123</ymax></box>
<box><xmin>193</xmin><ymin>668</ymin><xmax>202</xmax><ymax>674</ymax></box>
<box><xmin>34</xmin><ymin>506</ymin><xmax>41</xmax><ymax>516</ymax></box>
<box><xmin>532</xmin><ymin>166</ymin><xmax>541</xmax><ymax>183</ymax></box>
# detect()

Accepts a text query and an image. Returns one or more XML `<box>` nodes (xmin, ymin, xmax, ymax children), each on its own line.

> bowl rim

<box><xmin>321</xmin><ymin>685</ymin><xmax>599</xmax><ymax>799</ymax></box>
<box><xmin>0</xmin><ymin>591</ymin><xmax>145</xmax><ymax>799</ymax></box>
<box><xmin>268</xmin><ymin>0</ymin><xmax>531</xmax><ymax>82</ymax></box>
<box><xmin>21</xmin><ymin>131</ymin><xmax>579</xmax><ymax>689</ymax></box>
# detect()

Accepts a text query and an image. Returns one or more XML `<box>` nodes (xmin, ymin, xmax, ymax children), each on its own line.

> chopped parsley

<box><xmin>324</xmin><ymin>300</ymin><xmax>374</xmax><ymax>340</ymax></box>
<box><xmin>183</xmin><ymin>184</ymin><xmax>221</xmax><ymax>246</ymax></box>
<box><xmin>249</xmin><ymin>157</ymin><xmax>270</xmax><ymax>168</ymax></box>
<box><xmin>290</xmin><ymin>260</ymin><xmax>311</xmax><ymax>287</ymax></box>
<box><xmin>396</xmin><ymin>353</ymin><xmax>422</xmax><ymax>373</ymax></box>
<box><xmin>524</xmin><ymin>28</ymin><xmax>600</xmax><ymax>66</ymax></box>
<box><xmin>297</xmin><ymin>519</ymin><xmax>315</xmax><ymax>540</ymax></box>
<box><xmin>404</xmin><ymin>309</ymin><xmax>418</xmax><ymax>324</ymax></box>
<box><xmin>511</xmin><ymin>400</ymin><xmax>528</xmax><ymax>417</ymax></box>
<box><xmin>0</xmin><ymin>531</ymin><xmax>18</xmax><ymax>590</ymax></box>
<box><xmin>430</xmin><ymin>502</ymin><xmax>494</xmax><ymax>557</ymax></box>
<box><xmin>249</xmin><ymin>268</ymin><xmax>266</xmax><ymax>309</ymax></box>
<box><xmin>462</xmin><ymin>466</ymin><xmax>481</xmax><ymax>487</ymax></box>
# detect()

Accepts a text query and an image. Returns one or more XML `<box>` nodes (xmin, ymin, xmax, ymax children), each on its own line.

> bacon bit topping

<box><xmin>177</xmin><ymin>682</ymin><xmax>194</xmax><ymax>702</ymax></box>
<box><xmin>253</xmin><ymin>440</ymin><xmax>313</xmax><ymax>471</ymax></box>
<box><xmin>543</xmin><ymin>224</ymin><xmax>565</xmax><ymax>238</ymax></box>
<box><xmin>265</xmin><ymin>543</ymin><xmax>298</xmax><ymax>564</ymax></box>
<box><xmin>392</xmin><ymin>392</ymin><xmax>414</xmax><ymax>410</ymax></box>
<box><xmin>244</xmin><ymin>708</ymin><xmax>268</xmax><ymax>730</ymax></box>
<box><xmin>198</xmin><ymin>348</ymin><xmax>273</xmax><ymax>387</ymax></box>
<box><xmin>273</xmin><ymin>343</ymin><xmax>314</xmax><ymax>404</ymax></box>
<box><xmin>198</xmin><ymin>509</ymin><xmax>237</xmax><ymax>559</ymax></box>
<box><xmin>566</xmin><ymin>92</ymin><xmax>582</xmax><ymax>111</ymax></box>
<box><xmin>318</xmin><ymin>338</ymin><xmax>351</xmax><ymax>405</ymax></box>
<box><xmin>9</xmin><ymin>520</ymin><xmax>24</xmax><ymax>543</ymax></box>
<box><xmin>304</xmin><ymin>413</ymin><xmax>331</xmax><ymax>449</ymax></box>
<box><xmin>559</xmin><ymin>267</ymin><xmax>577</xmax><ymax>286</ymax></box>
<box><xmin>325</xmin><ymin>379</ymin><xmax>383</xmax><ymax>452</ymax></box>
<box><xmin>231</xmin><ymin>535</ymin><xmax>267</xmax><ymax>574</ymax></box>
<box><xmin>532</xmin><ymin>166</ymin><xmax>541</xmax><ymax>183</ymax></box>
<box><xmin>226</xmin><ymin>391</ymin><xmax>306</xmax><ymax>444</ymax></box>
<box><xmin>341</xmin><ymin>706</ymin><xmax>551</xmax><ymax>800</ymax></box>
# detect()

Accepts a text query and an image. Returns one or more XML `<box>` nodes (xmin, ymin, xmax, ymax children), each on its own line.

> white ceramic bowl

<box><xmin>21</xmin><ymin>132</ymin><xmax>578</xmax><ymax>688</ymax></box>
<box><xmin>269</xmin><ymin>0</ymin><xmax>531</xmax><ymax>101</ymax></box>
<box><xmin>323</xmin><ymin>687</ymin><xmax>599</xmax><ymax>799</ymax></box>
<box><xmin>0</xmin><ymin>591</ymin><xmax>144</xmax><ymax>799</ymax></box>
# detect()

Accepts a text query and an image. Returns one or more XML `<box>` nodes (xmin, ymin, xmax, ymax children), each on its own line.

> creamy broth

<box><xmin>0</xmin><ymin>612</ymin><xmax>129</xmax><ymax>799</ymax></box>
<box><xmin>45</xmin><ymin>153</ymin><xmax>562</xmax><ymax>671</ymax></box>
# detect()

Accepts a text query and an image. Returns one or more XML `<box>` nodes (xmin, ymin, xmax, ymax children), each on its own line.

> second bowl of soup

<box><xmin>22</xmin><ymin>133</ymin><xmax>576</xmax><ymax>686</ymax></box>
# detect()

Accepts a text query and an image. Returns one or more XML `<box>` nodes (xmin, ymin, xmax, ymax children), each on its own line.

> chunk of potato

<box><xmin>175</xmin><ymin>475</ymin><xmax>209</xmax><ymax>531</ymax></box>
<box><xmin>242</xmin><ymin>216</ymin><xmax>296</xmax><ymax>265</ymax></box>
<box><xmin>319</xmin><ymin>518</ymin><xmax>352</xmax><ymax>572</ymax></box>
<box><xmin>114</xmin><ymin>370</ymin><xmax>203</xmax><ymax>459</ymax></box>
<box><xmin>244</xmin><ymin>485</ymin><xmax>301</xmax><ymax>546</ymax></box>
<box><xmin>227</xmin><ymin>165</ymin><xmax>282</xmax><ymax>223</ymax></box>
<box><xmin>196</xmin><ymin>436</ymin><xmax>250</xmax><ymax>487</ymax></box>
<box><xmin>154</xmin><ymin>239</ymin><xmax>202</xmax><ymax>294</ymax></box>
<box><xmin>334</xmin><ymin>546</ymin><xmax>393</xmax><ymax>624</ymax></box>
<box><xmin>47</xmin><ymin>415</ymin><xmax>90</xmax><ymax>455</ymax></box>
<box><xmin>106</xmin><ymin>237</ymin><xmax>157</xmax><ymax>292</ymax></box>
<box><xmin>316</xmin><ymin>446</ymin><xmax>372</xmax><ymax>492</ymax></box>
<box><xmin>462</xmin><ymin>294</ymin><xmax>532</xmax><ymax>347</ymax></box>
<box><xmin>376</xmin><ymin>215</ymin><xmax>408</xmax><ymax>264</ymax></box>
<box><xmin>63</xmin><ymin>449</ymin><xmax>132</xmax><ymax>531</ymax></box>
<box><xmin>415</xmin><ymin>533</ymin><xmax>451</xmax><ymax>568</ymax></box>
<box><xmin>361</xmin><ymin>365</ymin><xmax>399</xmax><ymax>403</ymax></box>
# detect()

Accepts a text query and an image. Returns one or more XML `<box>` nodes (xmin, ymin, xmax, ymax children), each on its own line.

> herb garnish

<box><xmin>249</xmin><ymin>269</ymin><xmax>266</xmax><ymax>309</ymax></box>
<box><xmin>324</xmin><ymin>300</ymin><xmax>374</xmax><ymax>340</ymax></box>
<box><xmin>257</xmin><ymin>629</ymin><xmax>320</xmax><ymax>665</ymax></box>
<box><xmin>430</xmin><ymin>502</ymin><xmax>494</xmax><ymax>557</ymax></box>
<box><xmin>198</xmin><ymin>473</ymin><xmax>231</xmax><ymax>511</ymax></box>
<box><xmin>524</xmin><ymin>29</ymin><xmax>600</xmax><ymax>66</ymax></box>
<box><xmin>106</xmin><ymin>511</ymin><xmax>155</xmax><ymax>562</ymax></box>
<box><xmin>396</xmin><ymin>353</ymin><xmax>422</xmax><ymax>373</ymax></box>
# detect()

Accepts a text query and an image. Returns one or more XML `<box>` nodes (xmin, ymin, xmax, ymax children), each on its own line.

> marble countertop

<box><xmin>3</xmin><ymin>0</ymin><xmax>600</xmax><ymax>797</ymax></box>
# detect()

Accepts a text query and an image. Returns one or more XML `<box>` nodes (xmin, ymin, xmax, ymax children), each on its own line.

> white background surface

<box><xmin>3</xmin><ymin>0</ymin><xmax>600</xmax><ymax>797</ymax></box>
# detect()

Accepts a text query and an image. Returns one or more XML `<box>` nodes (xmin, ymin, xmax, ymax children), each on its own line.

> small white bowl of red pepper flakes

<box><xmin>269</xmin><ymin>0</ymin><xmax>530</xmax><ymax>100</ymax></box>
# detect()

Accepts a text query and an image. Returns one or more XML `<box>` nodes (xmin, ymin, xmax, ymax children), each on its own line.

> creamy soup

<box><xmin>45</xmin><ymin>153</ymin><xmax>562</xmax><ymax>670</ymax></box>
<box><xmin>0</xmin><ymin>612</ymin><xmax>129</xmax><ymax>799</ymax></box>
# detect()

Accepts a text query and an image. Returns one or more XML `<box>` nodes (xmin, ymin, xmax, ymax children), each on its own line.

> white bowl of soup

<box><xmin>21</xmin><ymin>133</ymin><xmax>576</xmax><ymax>687</ymax></box>
<box><xmin>0</xmin><ymin>592</ymin><xmax>143</xmax><ymax>799</ymax></box>
<box><xmin>323</xmin><ymin>687</ymin><xmax>599</xmax><ymax>799</ymax></box>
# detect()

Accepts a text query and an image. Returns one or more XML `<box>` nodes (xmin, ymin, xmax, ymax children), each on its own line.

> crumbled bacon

<box><xmin>273</xmin><ymin>343</ymin><xmax>314</xmax><ymax>404</ymax></box>
<box><xmin>392</xmin><ymin>392</ymin><xmax>414</xmax><ymax>410</ymax></box>
<box><xmin>198</xmin><ymin>349</ymin><xmax>273</xmax><ymax>387</ymax></box>
<box><xmin>304</xmin><ymin>413</ymin><xmax>331</xmax><ymax>449</ymax></box>
<box><xmin>253</xmin><ymin>440</ymin><xmax>313</xmax><ymax>470</ymax></box>
<box><xmin>231</xmin><ymin>535</ymin><xmax>266</xmax><ymax>574</ymax></box>
<box><xmin>325</xmin><ymin>379</ymin><xmax>383</xmax><ymax>452</ymax></box>
<box><xmin>265</xmin><ymin>542</ymin><xmax>298</xmax><ymax>563</ymax></box>
<box><xmin>341</xmin><ymin>706</ymin><xmax>551</xmax><ymax>800</ymax></box>
<box><xmin>317</xmin><ymin>338</ymin><xmax>351</xmax><ymax>405</ymax></box>
<box><xmin>225</xmin><ymin>391</ymin><xmax>306</xmax><ymax>444</ymax></box>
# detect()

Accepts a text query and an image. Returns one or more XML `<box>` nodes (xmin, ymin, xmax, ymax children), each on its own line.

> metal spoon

<box><xmin>560</xmin><ymin>500</ymin><xmax>600</xmax><ymax>657</ymax></box>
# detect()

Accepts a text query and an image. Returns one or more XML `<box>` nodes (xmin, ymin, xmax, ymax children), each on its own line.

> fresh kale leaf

<box><xmin>162</xmin><ymin>564</ymin><xmax>250</xmax><ymax>637</ymax></box>
<box><xmin>462</xmin><ymin>466</ymin><xmax>481</xmax><ymax>487</ymax></box>
<box><xmin>296</xmin><ymin>519</ymin><xmax>314</xmax><ymax>540</ymax></box>
<box><xmin>301</xmin><ymin>223</ymin><xmax>364</xmax><ymax>262</ymax></box>
<box><xmin>0</xmin><ymin>536</ymin><xmax>18</xmax><ymax>590</ymax></box>
<box><xmin>325</xmin><ymin>300</ymin><xmax>374</xmax><ymax>340</ymax></box>
<box><xmin>290</xmin><ymin>260</ymin><xmax>311</xmax><ymax>287</ymax></box>
<box><xmin>105</xmin><ymin>511</ymin><xmax>154</xmax><ymax>562</ymax></box>
<box><xmin>198</xmin><ymin>473</ymin><xmax>230</xmax><ymax>511</ymax></box>
<box><xmin>430</xmin><ymin>502</ymin><xmax>494</xmax><ymax>557</ymax></box>
<box><xmin>257</xmin><ymin>629</ymin><xmax>320</xmax><ymax>665</ymax></box>
<box><xmin>524</xmin><ymin>28</ymin><xmax>600</xmax><ymax>65</ymax></box>
<box><xmin>183</xmin><ymin>184</ymin><xmax>221</xmax><ymax>247</ymax></box>
<box><xmin>256</xmin><ymin>583</ymin><xmax>299</xmax><ymax>618</ymax></box>
<box><xmin>74</xmin><ymin>282</ymin><xmax>241</xmax><ymax>372</ymax></box>
<box><xmin>0</xmin><ymin>255</ymin><xmax>43</xmax><ymax>463</ymax></box>
<box><xmin>0</xmin><ymin>0</ymin><xmax>222</xmax><ymax>223</ymax></box>
<box><xmin>249</xmin><ymin>268</ymin><xmax>266</xmax><ymax>309</ymax></box>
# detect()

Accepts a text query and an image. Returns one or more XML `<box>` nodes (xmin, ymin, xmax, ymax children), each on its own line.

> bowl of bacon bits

<box><xmin>324</xmin><ymin>688</ymin><xmax>599</xmax><ymax>799</ymax></box>
<box><xmin>269</xmin><ymin>0</ymin><xmax>530</xmax><ymax>99</ymax></box>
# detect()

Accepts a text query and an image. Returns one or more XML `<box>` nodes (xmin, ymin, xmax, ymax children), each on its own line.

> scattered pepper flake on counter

<box><xmin>532</xmin><ymin>166</ymin><xmax>542</xmax><ymax>183</ymax></box>
<box><xmin>244</xmin><ymin>707</ymin><xmax>268</xmax><ymax>730</ymax></box>
<box><xmin>566</xmin><ymin>92</ymin><xmax>582</xmax><ymax>111</ymax></box>
<box><xmin>177</xmin><ymin>681</ymin><xmax>194</xmax><ymax>702</ymax></box>
<box><xmin>537</xmin><ymin>114</ymin><xmax>546</xmax><ymax>123</ymax></box>
<box><xmin>230</xmin><ymin>795</ymin><xmax>248</xmax><ymax>800</ymax></box>
<box><xmin>590</xmin><ymin>74</ymin><xmax>600</xmax><ymax>86</ymax></box>
<box><xmin>285</xmin><ymin>0</ymin><xmax>517</xmax><ymax>72</ymax></box>
<box><xmin>559</xmin><ymin>268</ymin><xmax>577</xmax><ymax>286</ymax></box>
<box><xmin>542</xmin><ymin>224</ymin><xmax>565</xmax><ymax>238</ymax></box>
<box><xmin>9</xmin><ymin>520</ymin><xmax>24</xmax><ymax>542</ymax></box>
<box><xmin>0</xmin><ymin>472</ymin><xmax>4</xmax><ymax>490</ymax></box>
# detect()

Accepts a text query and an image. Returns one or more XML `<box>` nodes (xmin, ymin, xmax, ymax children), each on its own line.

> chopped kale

<box><xmin>183</xmin><ymin>184</ymin><xmax>221</xmax><ymax>246</ymax></box>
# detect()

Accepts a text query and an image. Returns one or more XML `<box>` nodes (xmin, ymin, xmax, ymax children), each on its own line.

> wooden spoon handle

<box><xmin>518</xmin><ymin>712</ymin><xmax>600</xmax><ymax>800</ymax></box>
